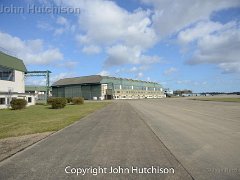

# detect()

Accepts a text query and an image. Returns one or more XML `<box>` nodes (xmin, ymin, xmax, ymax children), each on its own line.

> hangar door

<box><xmin>81</xmin><ymin>85</ymin><xmax>101</xmax><ymax>100</ymax></box>
<box><xmin>81</xmin><ymin>85</ymin><xmax>91</xmax><ymax>100</ymax></box>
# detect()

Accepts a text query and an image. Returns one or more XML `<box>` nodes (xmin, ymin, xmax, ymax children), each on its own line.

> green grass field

<box><xmin>0</xmin><ymin>102</ymin><xmax>111</xmax><ymax>139</ymax></box>
<box><xmin>191</xmin><ymin>97</ymin><xmax>240</xmax><ymax>103</ymax></box>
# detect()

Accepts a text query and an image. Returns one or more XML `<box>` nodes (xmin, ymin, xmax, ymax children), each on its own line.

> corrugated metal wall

<box><xmin>52</xmin><ymin>87</ymin><xmax>64</xmax><ymax>97</ymax></box>
<box><xmin>52</xmin><ymin>84</ymin><xmax>101</xmax><ymax>100</ymax></box>
<box><xmin>100</xmin><ymin>77</ymin><xmax>163</xmax><ymax>90</ymax></box>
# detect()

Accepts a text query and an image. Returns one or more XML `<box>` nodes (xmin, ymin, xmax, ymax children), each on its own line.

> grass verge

<box><xmin>190</xmin><ymin>97</ymin><xmax>240</xmax><ymax>103</ymax></box>
<box><xmin>0</xmin><ymin>102</ymin><xmax>111</xmax><ymax>139</ymax></box>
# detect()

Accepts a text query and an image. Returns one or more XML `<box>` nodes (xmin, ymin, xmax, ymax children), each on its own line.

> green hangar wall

<box><xmin>52</xmin><ymin>84</ymin><xmax>101</xmax><ymax>100</ymax></box>
<box><xmin>52</xmin><ymin>75</ymin><xmax>165</xmax><ymax>100</ymax></box>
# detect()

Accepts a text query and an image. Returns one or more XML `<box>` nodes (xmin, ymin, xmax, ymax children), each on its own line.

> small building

<box><xmin>25</xmin><ymin>85</ymin><xmax>52</xmax><ymax>100</ymax></box>
<box><xmin>0</xmin><ymin>51</ymin><xmax>35</xmax><ymax>109</ymax></box>
<box><xmin>52</xmin><ymin>75</ymin><xmax>165</xmax><ymax>100</ymax></box>
<box><xmin>164</xmin><ymin>88</ymin><xmax>173</xmax><ymax>95</ymax></box>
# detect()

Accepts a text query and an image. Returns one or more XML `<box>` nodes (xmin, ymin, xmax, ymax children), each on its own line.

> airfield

<box><xmin>0</xmin><ymin>97</ymin><xmax>239</xmax><ymax>179</ymax></box>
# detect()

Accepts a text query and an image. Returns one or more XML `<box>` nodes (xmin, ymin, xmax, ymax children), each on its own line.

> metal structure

<box><xmin>52</xmin><ymin>75</ymin><xmax>165</xmax><ymax>100</ymax></box>
<box><xmin>25</xmin><ymin>71</ymin><xmax>51</xmax><ymax>101</ymax></box>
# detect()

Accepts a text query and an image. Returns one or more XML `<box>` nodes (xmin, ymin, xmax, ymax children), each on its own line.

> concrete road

<box><xmin>0</xmin><ymin>102</ymin><xmax>192</xmax><ymax>180</ymax></box>
<box><xmin>128</xmin><ymin>98</ymin><xmax>240</xmax><ymax>180</ymax></box>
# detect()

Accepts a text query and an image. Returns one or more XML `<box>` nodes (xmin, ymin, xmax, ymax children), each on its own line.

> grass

<box><xmin>190</xmin><ymin>97</ymin><xmax>240</xmax><ymax>103</ymax></box>
<box><xmin>0</xmin><ymin>102</ymin><xmax>111</xmax><ymax>139</ymax></box>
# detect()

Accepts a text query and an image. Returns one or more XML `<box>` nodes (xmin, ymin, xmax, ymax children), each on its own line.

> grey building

<box><xmin>52</xmin><ymin>75</ymin><xmax>165</xmax><ymax>100</ymax></box>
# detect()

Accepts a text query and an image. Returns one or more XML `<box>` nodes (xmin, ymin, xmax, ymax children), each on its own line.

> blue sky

<box><xmin>0</xmin><ymin>0</ymin><xmax>240</xmax><ymax>92</ymax></box>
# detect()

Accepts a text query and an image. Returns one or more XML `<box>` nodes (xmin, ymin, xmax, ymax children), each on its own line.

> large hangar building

<box><xmin>52</xmin><ymin>75</ymin><xmax>165</xmax><ymax>100</ymax></box>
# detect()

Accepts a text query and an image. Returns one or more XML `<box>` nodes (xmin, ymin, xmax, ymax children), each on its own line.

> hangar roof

<box><xmin>52</xmin><ymin>75</ymin><xmax>103</xmax><ymax>86</ymax></box>
<box><xmin>52</xmin><ymin>75</ymin><xmax>162</xmax><ymax>88</ymax></box>
<box><xmin>0</xmin><ymin>51</ymin><xmax>27</xmax><ymax>72</ymax></box>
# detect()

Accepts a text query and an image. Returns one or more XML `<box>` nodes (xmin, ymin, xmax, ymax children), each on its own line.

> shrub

<box><xmin>47</xmin><ymin>97</ymin><xmax>55</xmax><ymax>105</ymax></box>
<box><xmin>50</xmin><ymin>97</ymin><xmax>67</xmax><ymax>109</ymax></box>
<box><xmin>66</xmin><ymin>97</ymin><xmax>72</xmax><ymax>103</ymax></box>
<box><xmin>10</xmin><ymin>99</ymin><xmax>27</xmax><ymax>110</ymax></box>
<box><xmin>72</xmin><ymin>97</ymin><xmax>84</xmax><ymax>105</ymax></box>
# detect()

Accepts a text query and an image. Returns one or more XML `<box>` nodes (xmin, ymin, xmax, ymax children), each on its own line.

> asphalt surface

<box><xmin>128</xmin><ymin>98</ymin><xmax>240</xmax><ymax>180</ymax></box>
<box><xmin>0</xmin><ymin>101</ymin><xmax>192</xmax><ymax>180</ymax></box>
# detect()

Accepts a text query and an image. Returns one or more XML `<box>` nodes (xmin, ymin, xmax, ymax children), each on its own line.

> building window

<box><xmin>0</xmin><ymin>66</ymin><xmax>15</xmax><ymax>81</ymax></box>
<box><xmin>0</xmin><ymin>98</ymin><xmax>6</xmax><ymax>105</ymax></box>
<box><xmin>28</xmin><ymin>97</ymin><xmax>32</xmax><ymax>103</ymax></box>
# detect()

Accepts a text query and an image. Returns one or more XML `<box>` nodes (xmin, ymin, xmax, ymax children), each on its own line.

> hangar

<box><xmin>52</xmin><ymin>75</ymin><xmax>165</xmax><ymax>100</ymax></box>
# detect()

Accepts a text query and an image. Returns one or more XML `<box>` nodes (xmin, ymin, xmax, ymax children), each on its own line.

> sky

<box><xmin>0</xmin><ymin>0</ymin><xmax>240</xmax><ymax>92</ymax></box>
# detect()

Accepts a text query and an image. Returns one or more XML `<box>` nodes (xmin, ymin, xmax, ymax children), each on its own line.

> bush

<box><xmin>50</xmin><ymin>97</ymin><xmax>67</xmax><ymax>109</ymax></box>
<box><xmin>72</xmin><ymin>97</ymin><xmax>84</xmax><ymax>105</ymax></box>
<box><xmin>10</xmin><ymin>99</ymin><xmax>27</xmax><ymax>110</ymax></box>
<box><xmin>47</xmin><ymin>97</ymin><xmax>55</xmax><ymax>105</ymax></box>
<box><xmin>66</xmin><ymin>97</ymin><xmax>72</xmax><ymax>103</ymax></box>
<box><xmin>47</xmin><ymin>97</ymin><xmax>67</xmax><ymax>109</ymax></box>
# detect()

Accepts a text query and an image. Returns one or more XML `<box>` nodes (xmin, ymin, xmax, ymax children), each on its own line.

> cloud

<box><xmin>218</xmin><ymin>63</ymin><xmax>240</xmax><ymax>74</ymax></box>
<box><xmin>74</xmin><ymin>1</ymin><xmax>157</xmax><ymax>48</ymax></box>
<box><xmin>54</xmin><ymin>16</ymin><xmax>73</xmax><ymax>35</ymax></box>
<box><xmin>136</xmin><ymin>72</ymin><xmax>144</xmax><ymax>79</ymax></box>
<box><xmin>58</xmin><ymin>61</ymin><xmax>79</xmax><ymax>69</ymax></box>
<box><xmin>52</xmin><ymin>0</ymin><xmax>240</xmax><ymax>73</ymax></box>
<box><xmin>141</xmin><ymin>0</ymin><xmax>240</xmax><ymax>38</ymax></box>
<box><xmin>25</xmin><ymin>78</ymin><xmax>46</xmax><ymax>86</ymax></box>
<box><xmin>164</xmin><ymin>67</ymin><xmax>178</xmax><ymax>75</ymax></box>
<box><xmin>51</xmin><ymin>72</ymin><xmax>76</xmax><ymax>84</ymax></box>
<box><xmin>82</xmin><ymin>45</ymin><xmax>101</xmax><ymax>54</ymax></box>
<box><xmin>54</xmin><ymin>0</ymin><xmax>160</xmax><ymax>67</ymax></box>
<box><xmin>104</xmin><ymin>44</ymin><xmax>160</xmax><ymax>67</ymax></box>
<box><xmin>25</xmin><ymin>72</ymin><xmax>75</xmax><ymax>86</ymax></box>
<box><xmin>98</xmin><ymin>70</ymin><xmax>110</xmax><ymax>76</ymax></box>
<box><xmin>129</xmin><ymin>66</ymin><xmax>149</xmax><ymax>72</ymax></box>
<box><xmin>105</xmin><ymin>45</ymin><xmax>140</xmax><ymax>66</ymax></box>
<box><xmin>178</xmin><ymin>21</ymin><xmax>236</xmax><ymax>44</ymax></box>
<box><xmin>56</xmin><ymin>16</ymin><xmax>68</xmax><ymax>26</ymax></box>
<box><xmin>176</xmin><ymin>80</ymin><xmax>191</xmax><ymax>84</ymax></box>
<box><xmin>0</xmin><ymin>31</ymin><xmax>63</xmax><ymax>65</ymax></box>
<box><xmin>38</xmin><ymin>16</ymin><xmax>75</xmax><ymax>36</ymax></box>
<box><xmin>146</xmin><ymin>77</ymin><xmax>151</xmax><ymax>81</ymax></box>
<box><xmin>113</xmin><ymin>65</ymin><xmax>150</xmax><ymax>79</ymax></box>
<box><xmin>186</xmin><ymin>22</ymin><xmax>240</xmax><ymax>73</ymax></box>
<box><xmin>54</xmin><ymin>28</ymin><xmax>65</xmax><ymax>36</ymax></box>
<box><xmin>37</xmin><ymin>21</ymin><xmax>54</xmax><ymax>31</ymax></box>
<box><xmin>178</xmin><ymin>21</ymin><xmax>223</xmax><ymax>44</ymax></box>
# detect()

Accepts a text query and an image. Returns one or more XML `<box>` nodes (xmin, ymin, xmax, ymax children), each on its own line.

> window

<box><xmin>28</xmin><ymin>97</ymin><xmax>32</xmax><ymax>103</ymax></box>
<box><xmin>148</xmin><ymin>87</ymin><xmax>155</xmax><ymax>91</ymax></box>
<box><xmin>0</xmin><ymin>98</ymin><xmax>6</xmax><ymax>105</ymax></box>
<box><xmin>114</xmin><ymin>84</ymin><xmax>121</xmax><ymax>89</ymax></box>
<box><xmin>0</xmin><ymin>66</ymin><xmax>15</xmax><ymax>81</ymax></box>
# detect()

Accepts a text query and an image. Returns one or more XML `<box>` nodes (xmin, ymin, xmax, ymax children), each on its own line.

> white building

<box><xmin>0</xmin><ymin>51</ymin><xmax>35</xmax><ymax>109</ymax></box>
<box><xmin>25</xmin><ymin>85</ymin><xmax>52</xmax><ymax>100</ymax></box>
<box><xmin>164</xmin><ymin>88</ymin><xmax>173</xmax><ymax>95</ymax></box>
